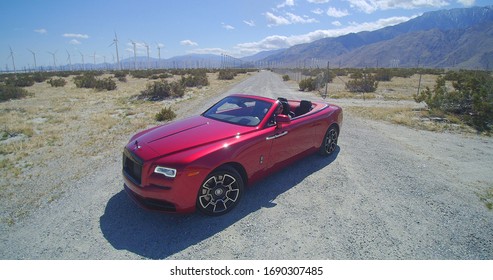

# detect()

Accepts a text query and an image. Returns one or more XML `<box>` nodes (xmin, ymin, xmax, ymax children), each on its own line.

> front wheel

<box><xmin>319</xmin><ymin>125</ymin><xmax>339</xmax><ymax>156</ymax></box>
<box><xmin>196</xmin><ymin>167</ymin><xmax>244</xmax><ymax>216</ymax></box>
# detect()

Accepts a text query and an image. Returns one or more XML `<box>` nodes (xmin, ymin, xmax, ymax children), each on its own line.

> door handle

<box><xmin>266</xmin><ymin>131</ymin><xmax>288</xmax><ymax>140</ymax></box>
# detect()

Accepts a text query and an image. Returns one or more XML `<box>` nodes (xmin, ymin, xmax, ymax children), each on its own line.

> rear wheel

<box><xmin>319</xmin><ymin>125</ymin><xmax>339</xmax><ymax>156</ymax></box>
<box><xmin>196</xmin><ymin>167</ymin><xmax>244</xmax><ymax>216</ymax></box>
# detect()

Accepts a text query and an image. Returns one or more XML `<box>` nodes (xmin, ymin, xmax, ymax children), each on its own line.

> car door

<box><xmin>266</xmin><ymin>116</ymin><xmax>314</xmax><ymax>170</ymax></box>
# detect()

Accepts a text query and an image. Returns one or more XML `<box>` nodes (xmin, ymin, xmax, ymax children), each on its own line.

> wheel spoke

<box><xmin>198</xmin><ymin>195</ymin><xmax>213</xmax><ymax>209</ymax></box>
<box><xmin>225</xmin><ymin>189</ymin><xmax>239</xmax><ymax>202</ymax></box>
<box><xmin>213</xmin><ymin>200</ymin><xmax>227</xmax><ymax>213</ymax></box>
<box><xmin>324</xmin><ymin>129</ymin><xmax>338</xmax><ymax>154</ymax></box>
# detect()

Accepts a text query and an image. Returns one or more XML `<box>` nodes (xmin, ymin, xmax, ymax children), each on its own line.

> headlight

<box><xmin>154</xmin><ymin>166</ymin><xmax>177</xmax><ymax>178</ymax></box>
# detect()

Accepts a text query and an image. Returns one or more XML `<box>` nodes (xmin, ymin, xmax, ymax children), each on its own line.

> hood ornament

<box><xmin>133</xmin><ymin>140</ymin><xmax>141</xmax><ymax>151</ymax></box>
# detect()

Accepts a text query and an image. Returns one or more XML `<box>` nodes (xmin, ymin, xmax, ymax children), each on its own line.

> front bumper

<box><xmin>122</xmin><ymin>167</ymin><xmax>206</xmax><ymax>214</ymax></box>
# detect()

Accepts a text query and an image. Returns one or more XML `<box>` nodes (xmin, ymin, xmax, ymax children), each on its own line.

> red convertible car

<box><xmin>123</xmin><ymin>94</ymin><xmax>342</xmax><ymax>216</ymax></box>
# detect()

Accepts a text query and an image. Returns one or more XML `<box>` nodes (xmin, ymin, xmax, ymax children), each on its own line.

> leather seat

<box><xmin>295</xmin><ymin>100</ymin><xmax>312</xmax><ymax>117</ymax></box>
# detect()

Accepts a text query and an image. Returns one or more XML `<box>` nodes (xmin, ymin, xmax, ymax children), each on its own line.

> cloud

<box><xmin>307</xmin><ymin>0</ymin><xmax>329</xmax><ymax>3</ymax></box>
<box><xmin>265</xmin><ymin>11</ymin><xmax>318</xmax><ymax>26</ymax></box>
<box><xmin>243</xmin><ymin>20</ymin><xmax>256</xmax><ymax>27</ymax></box>
<box><xmin>347</xmin><ymin>0</ymin><xmax>451</xmax><ymax>13</ymax></box>
<box><xmin>457</xmin><ymin>0</ymin><xmax>475</xmax><ymax>6</ymax></box>
<box><xmin>188</xmin><ymin>48</ymin><xmax>228</xmax><ymax>56</ymax></box>
<box><xmin>311</xmin><ymin>8</ymin><xmax>325</xmax><ymax>15</ymax></box>
<box><xmin>222</xmin><ymin>23</ymin><xmax>235</xmax><ymax>30</ymax></box>
<box><xmin>286</xmin><ymin>13</ymin><xmax>318</xmax><ymax>24</ymax></box>
<box><xmin>327</xmin><ymin>7</ymin><xmax>350</xmax><ymax>18</ymax></box>
<box><xmin>277</xmin><ymin>0</ymin><xmax>295</xmax><ymax>8</ymax></box>
<box><xmin>235</xmin><ymin>15</ymin><xmax>415</xmax><ymax>55</ymax></box>
<box><xmin>69</xmin><ymin>39</ymin><xmax>81</xmax><ymax>45</ymax></box>
<box><xmin>332</xmin><ymin>21</ymin><xmax>343</xmax><ymax>26</ymax></box>
<box><xmin>34</xmin><ymin>28</ymin><xmax>47</xmax><ymax>34</ymax></box>
<box><xmin>63</xmin><ymin>33</ymin><xmax>89</xmax><ymax>39</ymax></box>
<box><xmin>180</xmin><ymin>40</ymin><xmax>198</xmax><ymax>47</ymax></box>
<box><xmin>265</xmin><ymin>12</ymin><xmax>291</xmax><ymax>26</ymax></box>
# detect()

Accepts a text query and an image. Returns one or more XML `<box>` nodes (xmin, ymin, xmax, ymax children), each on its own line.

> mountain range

<box><xmin>49</xmin><ymin>5</ymin><xmax>493</xmax><ymax>72</ymax></box>
<box><xmin>259</xmin><ymin>5</ymin><xmax>493</xmax><ymax>69</ymax></box>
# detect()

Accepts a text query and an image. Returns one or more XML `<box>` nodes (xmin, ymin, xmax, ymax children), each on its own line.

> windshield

<box><xmin>202</xmin><ymin>96</ymin><xmax>273</xmax><ymax>126</ymax></box>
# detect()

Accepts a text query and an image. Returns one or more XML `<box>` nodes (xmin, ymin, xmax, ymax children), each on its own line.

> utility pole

<box><xmin>416</xmin><ymin>59</ymin><xmax>422</xmax><ymax>98</ymax></box>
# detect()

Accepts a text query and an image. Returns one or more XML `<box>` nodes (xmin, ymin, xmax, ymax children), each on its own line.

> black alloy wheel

<box><xmin>320</xmin><ymin>125</ymin><xmax>338</xmax><ymax>156</ymax></box>
<box><xmin>197</xmin><ymin>167</ymin><xmax>244</xmax><ymax>216</ymax></box>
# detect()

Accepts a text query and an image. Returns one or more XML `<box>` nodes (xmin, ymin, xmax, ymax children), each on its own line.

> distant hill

<box><xmin>260</xmin><ymin>5</ymin><xmax>493</xmax><ymax>69</ymax></box>
<box><xmin>241</xmin><ymin>49</ymin><xmax>286</xmax><ymax>62</ymax></box>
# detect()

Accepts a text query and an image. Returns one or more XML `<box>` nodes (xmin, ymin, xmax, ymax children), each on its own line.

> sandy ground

<box><xmin>0</xmin><ymin>70</ymin><xmax>492</xmax><ymax>259</ymax></box>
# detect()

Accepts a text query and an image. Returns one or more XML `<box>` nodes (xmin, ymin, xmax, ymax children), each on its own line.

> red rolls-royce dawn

<box><xmin>123</xmin><ymin>94</ymin><xmax>342</xmax><ymax>216</ymax></box>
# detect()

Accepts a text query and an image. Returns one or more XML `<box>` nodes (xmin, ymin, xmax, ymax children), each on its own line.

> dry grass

<box><xmin>346</xmin><ymin>105</ymin><xmax>475</xmax><ymax>133</ymax></box>
<box><xmin>0</xmin><ymin>72</ymin><xmax>250</xmax><ymax>225</ymax></box>
<box><xmin>325</xmin><ymin>74</ymin><xmax>443</xmax><ymax>101</ymax></box>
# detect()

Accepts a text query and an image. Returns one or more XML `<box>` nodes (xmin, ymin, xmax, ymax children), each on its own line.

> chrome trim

<box><xmin>266</xmin><ymin>131</ymin><xmax>288</xmax><ymax>140</ymax></box>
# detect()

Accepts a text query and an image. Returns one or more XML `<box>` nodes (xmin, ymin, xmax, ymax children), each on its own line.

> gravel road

<box><xmin>1</xmin><ymin>70</ymin><xmax>492</xmax><ymax>259</ymax></box>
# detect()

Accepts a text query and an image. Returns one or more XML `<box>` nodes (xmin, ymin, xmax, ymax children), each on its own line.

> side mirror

<box><xmin>276</xmin><ymin>114</ymin><xmax>290</xmax><ymax>128</ymax></box>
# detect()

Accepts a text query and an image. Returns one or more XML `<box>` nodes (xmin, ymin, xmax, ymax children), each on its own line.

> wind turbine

<box><xmin>47</xmin><ymin>50</ymin><xmax>57</xmax><ymax>71</ymax></box>
<box><xmin>7</xmin><ymin>46</ymin><xmax>16</xmax><ymax>73</ymax></box>
<box><xmin>110</xmin><ymin>32</ymin><xmax>121</xmax><ymax>70</ymax></box>
<box><xmin>90</xmin><ymin>51</ymin><xmax>97</xmax><ymax>69</ymax></box>
<box><xmin>130</xmin><ymin>40</ymin><xmax>137</xmax><ymax>70</ymax></box>
<box><xmin>144</xmin><ymin>42</ymin><xmax>150</xmax><ymax>69</ymax></box>
<box><xmin>79</xmin><ymin>51</ymin><xmax>85</xmax><ymax>71</ymax></box>
<box><xmin>156</xmin><ymin>43</ymin><xmax>163</xmax><ymax>69</ymax></box>
<box><xmin>66</xmin><ymin>50</ymin><xmax>72</xmax><ymax>71</ymax></box>
<box><xmin>28</xmin><ymin>49</ymin><xmax>37</xmax><ymax>71</ymax></box>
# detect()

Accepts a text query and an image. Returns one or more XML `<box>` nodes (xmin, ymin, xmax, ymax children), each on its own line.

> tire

<box><xmin>196</xmin><ymin>167</ymin><xmax>244</xmax><ymax>216</ymax></box>
<box><xmin>319</xmin><ymin>125</ymin><xmax>339</xmax><ymax>156</ymax></box>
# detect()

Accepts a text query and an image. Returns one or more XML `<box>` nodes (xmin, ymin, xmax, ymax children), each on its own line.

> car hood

<box><xmin>128</xmin><ymin>115</ymin><xmax>252</xmax><ymax>159</ymax></box>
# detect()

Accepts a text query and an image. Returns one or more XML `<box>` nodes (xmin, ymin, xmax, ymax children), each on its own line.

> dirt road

<box><xmin>1</xmin><ymin>70</ymin><xmax>492</xmax><ymax>259</ymax></box>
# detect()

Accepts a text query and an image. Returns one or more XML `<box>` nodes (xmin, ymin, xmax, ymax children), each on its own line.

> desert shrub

<box><xmin>5</xmin><ymin>76</ymin><xmax>35</xmax><ymax>87</ymax></box>
<box><xmin>73</xmin><ymin>74</ymin><xmax>116</xmax><ymax>91</ymax></box>
<box><xmin>47</xmin><ymin>78</ymin><xmax>66</xmax><ymax>87</ymax></box>
<box><xmin>181</xmin><ymin>71</ymin><xmax>209</xmax><ymax>87</ymax></box>
<box><xmin>415</xmin><ymin>72</ymin><xmax>493</xmax><ymax>131</ymax></box>
<box><xmin>95</xmin><ymin>77</ymin><xmax>117</xmax><ymax>91</ymax></box>
<box><xmin>113</xmin><ymin>71</ymin><xmax>128</xmax><ymax>82</ymax></box>
<box><xmin>73</xmin><ymin>74</ymin><xmax>97</xmax><ymax>88</ymax></box>
<box><xmin>139</xmin><ymin>80</ymin><xmax>184</xmax><ymax>101</ymax></box>
<box><xmin>218</xmin><ymin>70</ymin><xmax>236</xmax><ymax>80</ymax></box>
<box><xmin>333</xmin><ymin>68</ymin><xmax>347</xmax><ymax>76</ymax></box>
<box><xmin>282</xmin><ymin>75</ymin><xmax>290</xmax><ymax>81</ymax></box>
<box><xmin>391</xmin><ymin>68</ymin><xmax>416</xmax><ymax>78</ymax></box>
<box><xmin>0</xmin><ymin>85</ymin><xmax>33</xmax><ymax>102</ymax></box>
<box><xmin>299</xmin><ymin>77</ymin><xmax>316</xmax><ymax>91</ymax></box>
<box><xmin>155</xmin><ymin>107</ymin><xmax>176</xmax><ymax>122</ymax></box>
<box><xmin>32</xmin><ymin>72</ymin><xmax>50</xmax><ymax>83</ymax></box>
<box><xmin>345</xmin><ymin>72</ymin><xmax>378</xmax><ymax>93</ymax></box>
<box><xmin>374</xmin><ymin>68</ymin><xmax>392</xmax><ymax>81</ymax></box>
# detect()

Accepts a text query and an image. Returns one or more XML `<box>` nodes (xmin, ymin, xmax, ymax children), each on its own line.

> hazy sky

<box><xmin>1</xmin><ymin>0</ymin><xmax>490</xmax><ymax>70</ymax></box>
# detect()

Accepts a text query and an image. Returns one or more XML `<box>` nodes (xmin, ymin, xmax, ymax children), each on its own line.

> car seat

<box><xmin>295</xmin><ymin>100</ymin><xmax>312</xmax><ymax>117</ymax></box>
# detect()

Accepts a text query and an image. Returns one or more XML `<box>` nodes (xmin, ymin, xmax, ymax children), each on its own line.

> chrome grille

<box><xmin>123</xmin><ymin>148</ymin><xmax>143</xmax><ymax>185</ymax></box>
